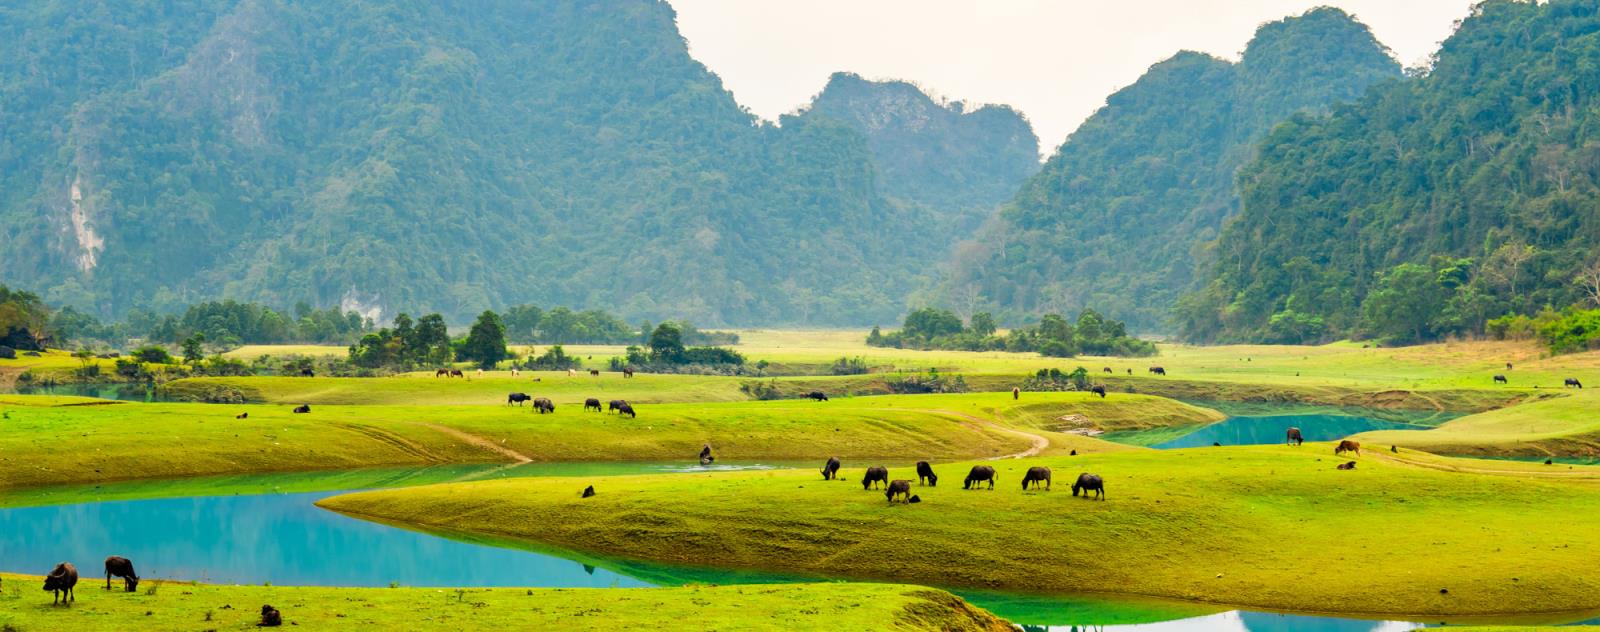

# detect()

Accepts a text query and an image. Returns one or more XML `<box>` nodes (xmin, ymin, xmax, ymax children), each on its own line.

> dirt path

<box><xmin>1368</xmin><ymin>449</ymin><xmax>1600</xmax><ymax>481</ymax></box>
<box><xmin>410</xmin><ymin>422</ymin><xmax>533</xmax><ymax>463</ymax></box>
<box><xmin>927</xmin><ymin>409</ymin><xmax>1050</xmax><ymax>460</ymax></box>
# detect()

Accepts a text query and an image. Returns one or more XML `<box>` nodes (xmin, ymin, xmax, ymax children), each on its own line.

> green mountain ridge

<box><xmin>0</xmin><ymin>0</ymin><xmax>1038</xmax><ymax>326</ymax></box>
<box><xmin>934</xmin><ymin>7</ymin><xmax>1401</xmax><ymax>332</ymax></box>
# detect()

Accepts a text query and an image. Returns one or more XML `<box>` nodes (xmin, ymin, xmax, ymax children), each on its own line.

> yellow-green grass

<box><xmin>220</xmin><ymin>344</ymin><xmax>350</xmax><ymax>359</ymax></box>
<box><xmin>1357</xmin><ymin>390</ymin><xmax>1600</xmax><ymax>457</ymax></box>
<box><xmin>0</xmin><ymin>574</ymin><xmax>1011</xmax><ymax>632</ymax></box>
<box><xmin>162</xmin><ymin>372</ymin><xmax>751</xmax><ymax>405</ymax></box>
<box><xmin>323</xmin><ymin>446</ymin><xmax>1600</xmax><ymax>617</ymax></box>
<box><xmin>0</xmin><ymin>393</ymin><xmax>1184</xmax><ymax>489</ymax></box>
<box><xmin>0</xmin><ymin>349</ymin><xmax>120</xmax><ymax>387</ymax></box>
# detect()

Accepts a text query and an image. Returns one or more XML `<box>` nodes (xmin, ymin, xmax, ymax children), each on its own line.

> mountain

<box><xmin>0</xmin><ymin>0</ymin><xmax>1037</xmax><ymax>326</ymax></box>
<box><xmin>935</xmin><ymin>8</ymin><xmax>1401</xmax><ymax>331</ymax></box>
<box><xmin>1177</xmin><ymin>0</ymin><xmax>1600</xmax><ymax>343</ymax></box>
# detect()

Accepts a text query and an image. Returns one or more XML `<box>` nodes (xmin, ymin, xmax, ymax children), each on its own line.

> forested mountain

<box><xmin>1178</xmin><ymin>0</ymin><xmax>1600</xmax><ymax>343</ymax></box>
<box><xmin>798</xmin><ymin>72</ymin><xmax>1039</xmax><ymax>235</ymax></box>
<box><xmin>0</xmin><ymin>0</ymin><xmax>1036</xmax><ymax>326</ymax></box>
<box><xmin>936</xmin><ymin>8</ymin><xmax>1401</xmax><ymax>331</ymax></box>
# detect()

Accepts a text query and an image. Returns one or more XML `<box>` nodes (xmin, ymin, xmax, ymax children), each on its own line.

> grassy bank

<box><xmin>321</xmin><ymin>446</ymin><xmax>1600</xmax><ymax>617</ymax></box>
<box><xmin>0</xmin><ymin>393</ymin><xmax>1187</xmax><ymax>489</ymax></box>
<box><xmin>1357</xmin><ymin>390</ymin><xmax>1600</xmax><ymax>457</ymax></box>
<box><xmin>0</xmin><ymin>574</ymin><xmax>1010</xmax><ymax>631</ymax></box>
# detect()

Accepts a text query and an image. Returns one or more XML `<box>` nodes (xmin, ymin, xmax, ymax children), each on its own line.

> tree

<box><xmin>458</xmin><ymin>310</ymin><xmax>509</xmax><ymax>369</ymax></box>
<box><xmin>413</xmin><ymin>314</ymin><xmax>453</xmax><ymax>366</ymax></box>
<box><xmin>902</xmin><ymin>308</ymin><xmax>964</xmax><ymax>339</ymax></box>
<box><xmin>1576</xmin><ymin>259</ymin><xmax>1600</xmax><ymax>308</ymax></box>
<box><xmin>649</xmin><ymin>323</ymin><xmax>685</xmax><ymax>362</ymax></box>
<box><xmin>182</xmin><ymin>333</ymin><xmax>206</xmax><ymax>364</ymax></box>
<box><xmin>1361</xmin><ymin>263</ymin><xmax>1448</xmax><ymax>343</ymax></box>
<box><xmin>968</xmin><ymin>312</ymin><xmax>997</xmax><ymax>337</ymax></box>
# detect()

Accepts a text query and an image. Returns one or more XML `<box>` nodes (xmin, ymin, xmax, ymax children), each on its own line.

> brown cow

<box><xmin>885</xmin><ymin>479</ymin><xmax>913</xmax><ymax>503</ymax></box>
<box><xmin>1335</xmin><ymin>440</ymin><xmax>1361</xmax><ymax>456</ymax></box>
<box><xmin>1286</xmin><ymin>427</ymin><xmax>1303</xmax><ymax>446</ymax></box>
<box><xmin>589</xmin><ymin>369</ymin><xmax>600</xmax><ymax>377</ymax></box>
<box><xmin>1012</xmin><ymin>387</ymin><xmax>1020</xmax><ymax>400</ymax></box>
<box><xmin>623</xmin><ymin>367</ymin><xmax>634</xmax><ymax>378</ymax></box>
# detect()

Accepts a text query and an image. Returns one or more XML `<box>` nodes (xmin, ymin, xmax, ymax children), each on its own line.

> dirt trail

<box><xmin>409</xmin><ymin>422</ymin><xmax>533</xmax><ymax>463</ymax></box>
<box><xmin>1369</xmin><ymin>449</ymin><xmax>1600</xmax><ymax>481</ymax></box>
<box><xmin>927</xmin><ymin>409</ymin><xmax>1049</xmax><ymax>460</ymax></box>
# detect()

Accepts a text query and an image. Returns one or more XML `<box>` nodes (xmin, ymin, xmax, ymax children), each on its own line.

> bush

<box><xmin>1537</xmin><ymin>308</ymin><xmax>1600</xmax><ymax>354</ymax></box>
<box><xmin>0</xmin><ymin>345</ymin><xmax>14</xmax><ymax>359</ymax></box>
<box><xmin>131</xmin><ymin>346</ymin><xmax>173</xmax><ymax>364</ymax></box>
<box><xmin>829</xmin><ymin>356</ymin><xmax>870</xmax><ymax>375</ymax></box>
<box><xmin>527</xmin><ymin>345</ymin><xmax>580</xmax><ymax>370</ymax></box>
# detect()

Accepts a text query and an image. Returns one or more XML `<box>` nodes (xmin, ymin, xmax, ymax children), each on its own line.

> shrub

<box><xmin>829</xmin><ymin>356</ymin><xmax>870</xmax><ymax>375</ymax></box>
<box><xmin>1537</xmin><ymin>308</ymin><xmax>1600</xmax><ymax>354</ymax></box>
<box><xmin>0</xmin><ymin>345</ymin><xmax>14</xmax><ymax>359</ymax></box>
<box><xmin>131</xmin><ymin>346</ymin><xmax>173</xmax><ymax>364</ymax></box>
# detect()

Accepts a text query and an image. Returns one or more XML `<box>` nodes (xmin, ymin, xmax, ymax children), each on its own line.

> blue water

<box><xmin>1148</xmin><ymin>414</ymin><xmax>1425</xmax><ymax>449</ymax></box>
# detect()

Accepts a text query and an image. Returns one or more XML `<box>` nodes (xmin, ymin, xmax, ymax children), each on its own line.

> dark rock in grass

<box><xmin>908</xmin><ymin>495</ymin><xmax>921</xmax><ymax>504</ymax></box>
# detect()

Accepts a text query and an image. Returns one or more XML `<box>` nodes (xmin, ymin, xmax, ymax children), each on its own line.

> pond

<box><xmin>1105</xmin><ymin>413</ymin><xmax>1428</xmax><ymax>449</ymax></box>
<box><xmin>9</xmin><ymin>476</ymin><xmax>1596</xmax><ymax>630</ymax></box>
<box><xmin>6</xmin><ymin>382</ymin><xmax>162</xmax><ymax>402</ymax></box>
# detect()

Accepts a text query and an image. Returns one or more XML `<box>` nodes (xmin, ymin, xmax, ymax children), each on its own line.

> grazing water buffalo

<box><xmin>1126</xmin><ymin>368</ymin><xmax>1133</xmax><ymax>376</ymax></box>
<box><xmin>807</xmin><ymin>391</ymin><xmax>829</xmax><ymax>402</ymax></box>
<box><xmin>616</xmin><ymin>402</ymin><xmax>636</xmax><ymax>418</ymax></box>
<box><xmin>436</xmin><ymin>369</ymin><xmax>449</xmax><ymax>377</ymax></box>
<box><xmin>699</xmin><ymin>444</ymin><xmax>715</xmax><ymax>465</ymax></box>
<box><xmin>533</xmin><ymin>398</ymin><xmax>555</xmax><ymax>414</ymax></box>
<box><xmin>608</xmin><ymin>399</ymin><xmax>626</xmax><ymax>413</ymax></box>
<box><xmin>589</xmin><ymin>369</ymin><xmax>601</xmax><ymax>377</ymax></box>
<box><xmin>44</xmin><ymin>562</ymin><xmax>77</xmax><ymax>604</ymax></box>
<box><xmin>963</xmin><ymin>465</ymin><xmax>997</xmax><ymax>490</ymax></box>
<box><xmin>1148</xmin><ymin>366</ymin><xmax>1166</xmax><ymax>375</ymax></box>
<box><xmin>1493</xmin><ymin>374</ymin><xmax>1508</xmax><ymax>384</ymax></box>
<box><xmin>1022</xmin><ymin>466</ymin><xmax>1052</xmax><ymax>490</ymax></box>
<box><xmin>1336</xmin><ymin>461</ymin><xmax>1357</xmax><ymax>470</ymax></box>
<box><xmin>862</xmin><ymin>466</ymin><xmax>889</xmax><ymax>490</ymax></box>
<box><xmin>299</xmin><ymin>368</ymin><xmax>315</xmax><ymax>377</ymax></box>
<box><xmin>1103</xmin><ymin>367</ymin><xmax>1113</xmax><ymax>373</ymax></box>
<box><xmin>235</xmin><ymin>412</ymin><xmax>249</xmax><ymax>419</ymax></box>
<box><xmin>584</xmin><ymin>398</ymin><xmax>603</xmax><ymax>412</ymax></box>
<box><xmin>259</xmin><ymin>604</ymin><xmax>283</xmax><ymax>627</ymax></box>
<box><xmin>1012</xmin><ymin>386</ymin><xmax>1020</xmax><ymax>400</ymax></box>
<box><xmin>292</xmin><ymin>404</ymin><xmax>310</xmax><ymax>414</ymax></box>
<box><xmin>916</xmin><ymin>461</ymin><xmax>938</xmax><ymax>486</ymax></box>
<box><xmin>582</xmin><ymin>485</ymin><xmax>595</xmax><ymax>498</ymax></box>
<box><xmin>1566</xmin><ymin>378</ymin><xmax>1584</xmax><ymax>389</ymax></box>
<box><xmin>104</xmin><ymin>556</ymin><xmax>137</xmax><ymax>592</ymax></box>
<box><xmin>507</xmin><ymin>392</ymin><xmax>532</xmax><ymax>406</ymax></box>
<box><xmin>1335</xmin><ymin>440</ymin><xmax>1361</xmax><ymax>456</ymax></box>
<box><xmin>623</xmin><ymin>367</ymin><xmax>634</xmax><ymax>378</ymax></box>
<box><xmin>1072</xmin><ymin>473</ymin><xmax>1105</xmax><ymax>499</ymax></box>
<box><xmin>885</xmin><ymin>480</ymin><xmax>913</xmax><ymax>503</ymax></box>
<box><xmin>1286</xmin><ymin>427</ymin><xmax>1304</xmax><ymax>446</ymax></box>
<box><xmin>1090</xmin><ymin>385</ymin><xmax>1107</xmax><ymax>398</ymax></box>
<box><xmin>821</xmin><ymin>457</ymin><xmax>841</xmax><ymax>480</ymax></box>
<box><xmin>1506</xmin><ymin>362</ymin><xmax>1514</xmax><ymax>371</ymax></box>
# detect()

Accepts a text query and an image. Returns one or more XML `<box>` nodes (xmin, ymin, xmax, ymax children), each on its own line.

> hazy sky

<box><xmin>670</xmin><ymin>0</ymin><xmax>1475</xmax><ymax>153</ymax></box>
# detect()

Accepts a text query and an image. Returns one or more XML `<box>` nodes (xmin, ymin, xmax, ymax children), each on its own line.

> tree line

<box><xmin>867</xmin><ymin>307</ymin><xmax>1156</xmax><ymax>357</ymax></box>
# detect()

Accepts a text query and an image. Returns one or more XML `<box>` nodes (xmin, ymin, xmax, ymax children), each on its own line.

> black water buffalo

<box><xmin>699</xmin><ymin>444</ymin><xmax>715</xmax><ymax>465</ymax></box>
<box><xmin>615</xmin><ymin>402</ymin><xmax>636</xmax><ymax>418</ymax></box>
<box><xmin>292</xmin><ymin>404</ymin><xmax>310</xmax><ymax>414</ymax></box>
<box><xmin>235</xmin><ymin>412</ymin><xmax>249</xmax><ymax>419</ymax></box>
<box><xmin>259</xmin><ymin>604</ymin><xmax>283</xmax><ymax>627</ymax></box>
<box><xmin>807</xmin><ymin>391</ymin><xmax>829</xmax><ymax>402</ymax></box>
<box><xmin>916</xmin><ymin>461</ymin><xmax>938</xmax><ymax>486</ymax></box>
<box><xmin>1072</xmin><ymin>473</ymin><xmax>1105</xmax><ymax>499</ymax></box>
<box><xmin>533</xmin><ymin>398</ymin><xmax>555</xmax><ymax>414</ymax></box>
<box><xmin>582</xmin><ymin>485</ymin><xmax>595</xmax><ymax>498</ymax></box>
<box><xmin>589</xmin><ymin>369</ymin><xmax>601</xmax><ymax>377</ymax></box>
<box><xmin>963</xmin><ymin>465</ymin><xmax>997</xmax><ymax>490</ymax></box>
<box><xmin>1103</xmin><ymin>367</ymin><xmax>1113</xmax><ymax>374</ymax></box>
<box><xmin>451</xmin><ymin>369</ymin><xmax>464</xmax><ymax>378</ymax></box>
<box><xmin>1566</xmin><ymin>378</ymin><xmax>1584</xmax><ymax>389</ymax></box>
<box><xmin>1148</xmin><ymin>366</ymin><xmax>1166</xmax><ymax>376</ymax></box>
<box><xmin>104</xmin><ymin>556</ymin><xmax>138</xmax><ymax>592</ymax></box>
<box><xmin>862</xmin><ymin>466</ymin><xmax>889</xmax><ymax>490</ymax></box>
<box><xmin>1493</xmin><ymin>374</ymin><xmax>1508</xmax><ymax>384</ymax></box>
<box><xmin>623</xmin><ymin>367</ymin><xmax>634</xmax><ymax>378</ymax></box>
<box><xmin>1012</xmin><ymin>387</ymin><xmax>1020</xmax><ymax>400</ymax></box>
<box><xmin>1506</xmin><ymin>362</ymin><xmax>1514</xmax><ymax>371</ymax></box>
<box><xmin>44</xmin><ymin>562</ymin><xmax>77</xmax><ymax>605</ymax></box>
<box><xmin>1336</xmin><ymin>461</ymin><xmax>1357</xmax><ymax>470</ymax></box>
<box><xmin>1286</xmin><ymin>427</ymin><xmax>1304</xmax><ymax>446</ymax></box>
<box><xmin>507</xmin><ymin>392</ymin><xmax>532</xmax><ymax>406</ymax></box>
<box><xmin>885</xmin><ymin>479</ymin><xmax>913</xmax><ymax>503</ymax></box>
<box><xmin>1335</xmin><ymin>440</ymin><xmax>1361</xmax><ymax>456</ymax></box>
<box><xmin>1090</xmin><ymin>385</ymin><xmax>1107</xmax><ymax>398</ymax></box>
<box><xmin>584</xmin><ymin>398</ymin><xmax>603</xmax><ymax>412</ymax></box>
<box><xmin>299</xmin><ymin>368</ymin><xmax>315</xmax><ymax>377</ymax></box>
<box><xmin>608</xmin><ymin>399</ymin><xmax>626</xmax><ymax>413</ymax></box>
<box><xmin>1022</xmin><ymin>466</ymin><xmax>1052</xmax><ymax>490</ymax></box>
<box><xmin>821</xmin><ymin>457</ymin><xmax>841</xmax><ymax>480</ymax></box>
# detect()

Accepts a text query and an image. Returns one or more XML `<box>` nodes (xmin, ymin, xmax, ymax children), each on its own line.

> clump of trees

<box><xmin>347</xmin><ymin>313</ymin><xmax>454</xmax><ymax>369</ymax></box>
<box><xmin>868</xmin><ymin>307</ymin><xmax>1155</xmax><ymax>357</ymax></box>
<box><xmin>0</xmin><ymin>285</ymin><xmax>52</xmax><ymax>350</ymax></box>
<box><xmin>610</xmin><ymin>323</ymin><xmax>745</xmax><ymax>374</ymax></box>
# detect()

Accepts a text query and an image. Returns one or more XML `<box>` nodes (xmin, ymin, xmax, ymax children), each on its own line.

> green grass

<box><xmin>1357</xmin><ymin>390</ymin><xmax>1600</xmax><ymax>457</ymax></box>
<box><xmin>0</xmin><ymin>392</ymin><xmax>1188</xmax><ymax>489</ymax></box>
<box><xmin>0</xmin><ymin>574</ymin><xmax>1012</xmax><ymax>631</ymax></box>
<box><xmin>161</xmin><ymin>372</ymin><xmax>752</xmax><ymax>405</ymax></box>
<box><xmin>321</xmin><ymin>445</ymin><xmax>1600</xmax><ymax>617</ymax></box>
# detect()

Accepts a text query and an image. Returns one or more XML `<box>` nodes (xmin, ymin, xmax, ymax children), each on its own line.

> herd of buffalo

<box><xmin>814</xmin><ymin>457</ymin><xmax>1106</xmax><ymax>502</ymax></box>
<box><xmin>37</xmin><ymin>556</ymin><xmax>282</xmax><ymax>625</ymax></box>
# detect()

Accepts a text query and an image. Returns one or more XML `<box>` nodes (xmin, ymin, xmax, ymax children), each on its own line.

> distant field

<box><xmin>324</xmin><ymin>446</ymin><xmax>1600</xmax><ymax>618</ymax></box>
<box><xmin>222</xmin><ymin>344</ymin><xmax>349</xmax><ymax>359</ymax></box>
<box><xmin>0</xmin><ymin>575</ymin><xmax>1008</xmax><ymax>631</ymax></box>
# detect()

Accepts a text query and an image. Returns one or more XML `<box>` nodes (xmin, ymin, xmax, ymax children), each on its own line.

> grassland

<box><xmin>160</xmin><ymin>372</ymin><xmax>752</xmax><ymax>405</ymax></box>
<box><xmin>1357</xmin><ymin>390</ymin><xmax>1600</xmax><ymax>457</ymax></box>
<box><xmin>0</xmin><ymin>392</ymin><xmax>1204</xmax><ymax>489</ymax></box>
<box><xmin>321</xmin><ymin>445</ymin><xmax>1600</xmax><ymax>617</ymax></box>
<box><xmin>0</xmin><ymin>574</ymin><xmax>1011</xmax><ymax>632</ymax></box>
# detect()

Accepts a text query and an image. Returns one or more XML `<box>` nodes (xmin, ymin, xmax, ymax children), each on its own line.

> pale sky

<box><xmin>669</xmin><ymin>0</ymin><xmax>1475</xmax><ymax>153</ymax></box>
